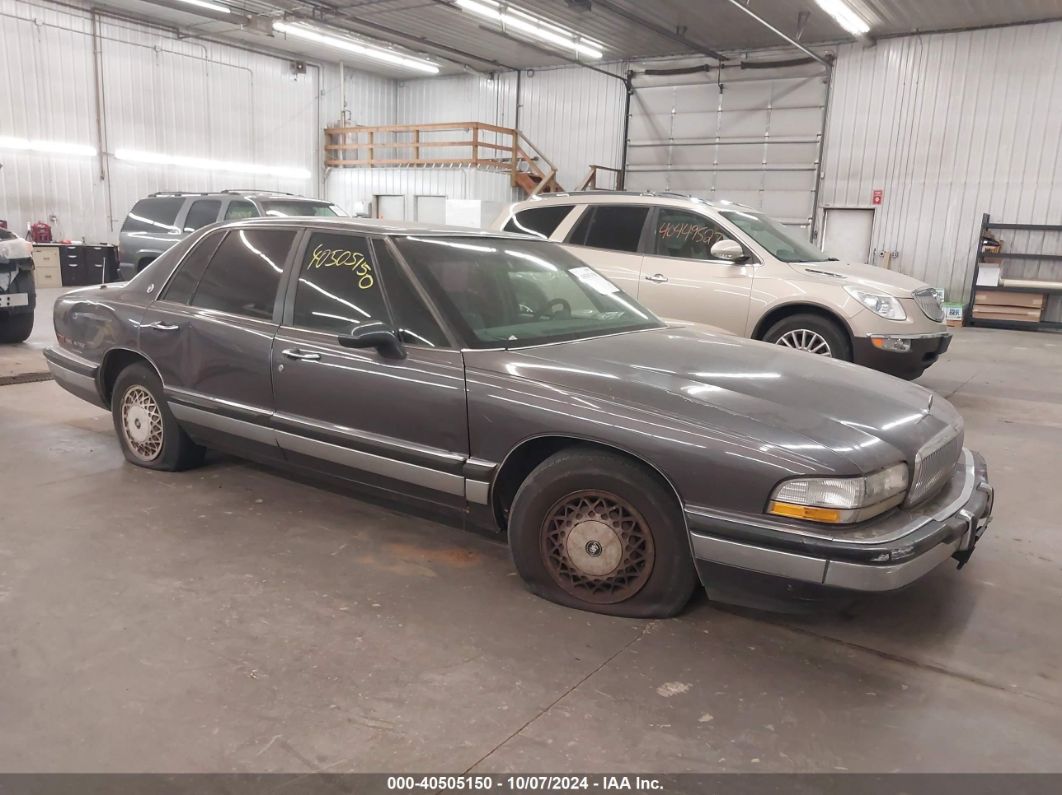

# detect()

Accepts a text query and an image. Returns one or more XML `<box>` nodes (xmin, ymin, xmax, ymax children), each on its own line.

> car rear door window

<box><xmin>566</xmin><ymin>206</ymin><xmax>649</xmax><ymax>252</ymax></box>
<box><xmin>292</xmin><ymin>233</ymin><xmax>390</xmax><ymax>332</ymax></box>
<box><xmin>652</xmin><ymin>209</ymin><xmax>731</xmax><ymax>260</ymax></box>
<box><xmin>224</xmin><ymin>200</ymin><xmax>258</xmax><ymax>221</ymax></box>
<box><xmin>503</xmin><ymin>205</ymin><xmax>574</xmax><ymax>239</ymax></box>
<box><xmin>183</xmin><ymin>200</ymin><xmax>222</xmax><ymax>232</ymax></box>
<box><xmin>160</xmin><ymin>232</ymin><xmax>225</xmax><ymax>304</ymax></box>
<box><xmin>370</xmin><ymin>240</ymin><xmax>448</xmax><ymax>347</ymax></box>
<box><xmin>122</xmin><ymin>197</ymin><xmax>185</xmax><ymax>234</ymax></box>
<box><xmin>191</xmin><ymin>229</ymin><xmax>295</xmax><ymax>319</ymax></box>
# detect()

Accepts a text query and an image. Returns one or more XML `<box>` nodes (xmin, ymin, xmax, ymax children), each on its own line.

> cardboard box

<box><xmin>975</xmin><ymin>290</ymin><xmax>1045</xmax><ymax>309</ymax></box>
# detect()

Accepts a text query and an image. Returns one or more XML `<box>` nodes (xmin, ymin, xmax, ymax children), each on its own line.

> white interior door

<box><xmin>376</xmin><ymin>195</ymin><xmax>406</xmax><ymax>221</ymax></box>
<box><xmin>415</xmin><ymin>195</ymin><xmax>447</xmax><ymax>224</ymax></box>
<box><xmin>822</xmin><ymin>207</ymin><xmax>875</xmax><ymax>264</ymax></box>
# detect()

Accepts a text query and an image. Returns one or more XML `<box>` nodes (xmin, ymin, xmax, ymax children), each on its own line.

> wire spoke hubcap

<box><xmin>541</xmin><ymin>490</ymin><xmax>655</xmax><ymax>604</ymax></box>
<box><xmin>776</xmin><ymin>329</ymin><xmax>833</xmax><ymax>356</ymax></box>
<box><xmin>121</xmin><ymin>385</ymin><xmax>164</xmax><ymax>462</ymax></box>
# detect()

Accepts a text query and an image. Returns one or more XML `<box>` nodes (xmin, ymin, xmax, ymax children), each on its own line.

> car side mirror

<box><xmin>710</xmin><ymin>239</ymin><xmax>748</xmax><ymax>262</ymax></box>
<box><xmin>337</xmin><ymin>321</ymin><xmax>406</xmax><ymax>359</ymax></box>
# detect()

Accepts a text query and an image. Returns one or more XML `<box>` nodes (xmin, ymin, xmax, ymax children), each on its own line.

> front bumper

<box><xmin>686</xmin><ymin>449</ymin><xmax>992</xmax><ymax>596</ymax></box>
<box><xmin>852</xmin><ymin>331</ymin><xmax>951</xmax><ymax>378</ymax></box>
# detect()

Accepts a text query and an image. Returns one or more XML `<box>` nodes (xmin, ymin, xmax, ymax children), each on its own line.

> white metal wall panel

<box><xmin>626</xmin><ymin>59</ymin><xmax>829</xmax><ymax>232</ymax></box>
<box><xmin>819</xmin><ymin>21</ymin><xmax>1062</xmax><ymax>301</ymax></box>
<box><xmin>325</xmin><ymin>168</ymin><xmax>516</xmax><ymax>222</ymax></box>
<box><xmin>0</xmin><ymin>0</ymin><xmax>325</xmax><ymax>242</ymax></box>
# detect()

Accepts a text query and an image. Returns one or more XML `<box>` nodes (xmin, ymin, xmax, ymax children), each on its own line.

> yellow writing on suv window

<box><xmin>657</xmin><ymin>222</ymin><xmax>723</xmax><ymax>246</ymax></box>
<box><xmin>308</xmin><ymin>244</ymin><xmax>375</xmax><ymax>289</ymax></box>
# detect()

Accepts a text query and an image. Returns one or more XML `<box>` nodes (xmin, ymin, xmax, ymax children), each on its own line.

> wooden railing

<box><xmin>323</xmin><ymin>121</ymin><xmax>564</xmax><ymax>197</ymax></box>
<box><xmin>578</xmin><ymin>164</ymin><xmax>624</xmax><ymax>191</ymax></box>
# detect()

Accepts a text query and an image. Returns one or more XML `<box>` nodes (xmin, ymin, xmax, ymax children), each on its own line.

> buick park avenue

<box><xmin>45</xmin><ymin>219</ymin><xmax>993</xmax><ymax>616</ymax></box>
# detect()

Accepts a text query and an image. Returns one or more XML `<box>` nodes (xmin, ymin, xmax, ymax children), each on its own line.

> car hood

<box><xmin>487</xmin><ymin>324</ymin><xmax>959</xmax><ymax>474</ymax></box>
<box><xmin>787</xmin><ymin>261</ymin><xmax>929</xmax><ymax>297</ymax></box>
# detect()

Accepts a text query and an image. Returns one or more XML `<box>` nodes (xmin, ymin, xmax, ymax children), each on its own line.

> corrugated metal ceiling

<box><xmin>91</xmin><ymin>0</ymin><xmax>1062</xmax><ymax>75</ymax></box>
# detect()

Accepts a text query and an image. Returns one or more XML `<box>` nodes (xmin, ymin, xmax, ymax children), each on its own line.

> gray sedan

<box><xmin>45</xmin><ymin>218</ymin><xmax>994</xmax><ymax>617</ymax></box>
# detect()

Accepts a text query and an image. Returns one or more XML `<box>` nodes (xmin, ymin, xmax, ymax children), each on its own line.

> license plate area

<box><xmin>0</xmin><ymin>293</ymin><xmax>29</xmax><ymax>308</ymax></box>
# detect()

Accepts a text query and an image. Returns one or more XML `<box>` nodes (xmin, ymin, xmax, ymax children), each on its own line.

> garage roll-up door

<box><xmin>624</xmin><ymin>62</ymin><xmax>829</xmax><ymax>238</ymax></box>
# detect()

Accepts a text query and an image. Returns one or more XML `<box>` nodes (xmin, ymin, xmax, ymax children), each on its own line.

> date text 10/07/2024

<box><xmin>386</xmin><ymin>776</ymin><xmax>664</xmax><ymax>791</ymax></box>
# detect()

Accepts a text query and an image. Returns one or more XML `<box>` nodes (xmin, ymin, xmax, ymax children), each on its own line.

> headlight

<box><xmin>767</xmin><ymin>463</ymin><xmax>909</xmax><ymax>524</ymax></box>
<box><xmin>844</xmin><ymin>286</ymin><xmax>907</xmax><ymax>320</ymax></box>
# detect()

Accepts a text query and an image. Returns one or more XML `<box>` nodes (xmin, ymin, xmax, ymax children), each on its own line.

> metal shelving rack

<box><xmin>965</xmin><ymin>212</ymin><xmax>1062</xmax><ymax>332</ymax></box>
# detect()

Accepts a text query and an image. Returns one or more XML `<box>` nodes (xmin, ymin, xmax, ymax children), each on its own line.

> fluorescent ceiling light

<box><xmin>273</xmin><ymin>22</ymin><xmax>440</xmax><ymax>74</ymax></box>
<box><xmin>175</xmin><ymin>0</ymin><xmax>231</xmax><ymax>13</ymax></box>
<box><xmin>0</xmin><ymin>136</ymin><xmax>96</xmax><ymax>157</ymax></box>
<box><xmin>456</xmin><ymin>0</ymin><xmax>604</xmax><ymax>60</ymax></box>
<box><xmin>114</xmin><ymin>149</ymin><xmax>311</xmax><ymax>180</ymax></box>
<box><xmin>815</xmin><ymin>0</ymin><xmax>871</xmax><ymax>35</ymax></box>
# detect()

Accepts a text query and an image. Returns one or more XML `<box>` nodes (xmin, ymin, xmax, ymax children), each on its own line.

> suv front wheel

<box><xmin>762</xmin><ymin>313</ymin><xmax>852</xmax><ymax>361</ymax></box>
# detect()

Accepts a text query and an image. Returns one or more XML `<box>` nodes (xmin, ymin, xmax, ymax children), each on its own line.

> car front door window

<box><xmin>653</xmin><ymin>210</ymin><xmax>733</xmax><ymax>261</ymax></box>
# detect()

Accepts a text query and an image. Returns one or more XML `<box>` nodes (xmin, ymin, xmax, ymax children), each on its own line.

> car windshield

<box><xmin>395</xmin><ymin>236</ymin><xmax>662</xmax><ymax>349</ymax></box>
<box><xmin>261</xmin><ymin>200</ymin><xmax>346</xmax><ymax>218</ymax></box>
<box><xmin>720</xmin><ymin>209</ymin><xmax>830</xmax><ymax>263</ymax></box>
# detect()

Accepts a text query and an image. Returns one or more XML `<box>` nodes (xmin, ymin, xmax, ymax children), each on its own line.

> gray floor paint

<box><xmin>1</xmin><ymin>302</ymin><xmax>1060</xmax><ymax>772</ymax></box>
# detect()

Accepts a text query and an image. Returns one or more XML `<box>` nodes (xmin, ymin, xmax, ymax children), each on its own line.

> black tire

<box><xmin>0</xmin><ymin>312</ymin><xmax>34</xmax><ymax>344</ymax></box>
<box><xmin>508</xmin><ymin>447</ymin><xmax>698</xmax><ymax>618</ymax></box>
<box><xmin>761</xmin><ymin>312</ymin><xmax>852</xmax><ymax>361</ymax></box>
<box><xmin>111</xmin><ymin>362</ymin><xmax>205</xmax><ymax>471</ymax></box>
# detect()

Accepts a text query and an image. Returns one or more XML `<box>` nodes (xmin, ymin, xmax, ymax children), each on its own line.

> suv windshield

<box><xmin>261</xmin><ymin>200</ymin><xmax>346</xmax><ymax>218</ymax></box>
<box><xmin>395</xmin><ymin>236</ymin><xmax>661</xmax><ymax>349</ymax></box>
<box><xmin>720</xmin><ymin>210</ymin><xmax>828</xmax><ymax>263</ymax></box>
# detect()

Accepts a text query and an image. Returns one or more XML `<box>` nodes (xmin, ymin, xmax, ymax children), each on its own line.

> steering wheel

<box><xmin>542</xmin><ymin>298</ymin><xmax>572</xmax><ymax>319</ymax></box>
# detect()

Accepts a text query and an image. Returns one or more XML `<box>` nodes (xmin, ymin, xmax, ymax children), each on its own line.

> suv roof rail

<box><xmin>148</xmin><ymin>191</ymin><xmax>211</xmax><ymax>198</ymax></box>
<box><xmin>220</xmin><ymin>189</ymin><xmax>299</xmax><ymax>197</ymax></box>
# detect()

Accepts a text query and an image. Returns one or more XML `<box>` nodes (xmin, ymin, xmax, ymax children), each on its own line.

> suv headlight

<box><xmin>844</xmin><ymin>286</ymin><xmax>907</xmax><ymax>320</ymax></box>
<box><xmin>767</xmin><ymin>463</ymin><xmax>909</xmax><ymax>524</ymax></box>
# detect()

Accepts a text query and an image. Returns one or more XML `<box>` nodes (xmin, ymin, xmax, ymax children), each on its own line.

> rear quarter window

<box><xmin>503</xmin><ymin>205</ymin><xmax>574</xmax><ymax>239</ymax></box>
<box><xmin>121</xmin><ymin>197</ymin><xmax>185</xmax><ymax>234</ymax></box>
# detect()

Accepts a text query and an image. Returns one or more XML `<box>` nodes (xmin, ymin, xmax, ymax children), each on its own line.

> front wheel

<box><xmin>507</xmin><ymin>448</ymin><xmax>697</xmax><ymax>618</ymax></box>
<box><xmin>761</xmin><ymin>313</ymin><xmax>852</xmax><ymax>361</ymax></box>
<box><xmin>0</xmin><ymin>312</ymin><xmax>34</xmax><ymax>344</ymax></box>
<box><xmin>111</xmin><ymin>362</ymin><xmax>205</xmax><ymax>471</ymax></box>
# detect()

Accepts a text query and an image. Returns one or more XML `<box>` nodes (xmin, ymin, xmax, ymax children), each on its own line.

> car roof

<box><xmin>506</xmin><ymin>191</ymin><xmax>758</xmax><ymax>212</ymax></box>
<box><xmin>212</xmin><ymin>216</ymin><xmax>536</xmax><ymax>240</ymax></box>
<box><xmin>143</xmin><ymin>191</ymin><xmax>329</xmax><ymax>201</ymax></box>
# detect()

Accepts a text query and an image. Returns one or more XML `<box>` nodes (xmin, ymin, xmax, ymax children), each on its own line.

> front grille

<box><xmin>907</xmin><ymin>428</ymin><xmax>963</xmax><ymax>506</ymax></box>
<box><xmin>913</xmin><ymin>288</ymin><xmax>945</xmax><ymax>322</ymax></box>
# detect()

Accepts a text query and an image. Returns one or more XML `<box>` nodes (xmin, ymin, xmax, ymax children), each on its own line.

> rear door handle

<box><xmin>645</xmin><ymin>273</ymin><xmax>669</xmax><ymax>283</ymax></box>
<box><xmin>146</xmin><ymin>321</ymin><xmax>180</xmax><ymax>331</ymax></box>
<box><xmin>281</xmin><ymin>348</ymin><xmax>322</xmax><ymax>362</ymax></box>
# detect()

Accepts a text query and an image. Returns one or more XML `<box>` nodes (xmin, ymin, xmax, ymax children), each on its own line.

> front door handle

<box><xmin>146</xmin><ymin>321</ymin><xmax>180</xmax><ymax>331</ymax></box>
<box><xmin>281</xmin><ymin>348</ymin><xmax>322</xmax><ymax>362</ymax></box>
<box><xmin>645</xmin><ymin>273</ymin><xmax>669</xmax><ymax>283</ymax></box>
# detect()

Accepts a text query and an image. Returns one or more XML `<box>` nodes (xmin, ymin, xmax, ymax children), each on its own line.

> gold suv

<box><xmin>494</xmin><ymin>193</ymin><xmax>950</xmax><ymax>379</ymax></box>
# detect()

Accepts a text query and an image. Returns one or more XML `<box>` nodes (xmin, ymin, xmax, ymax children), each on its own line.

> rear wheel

<box><xmin>0</xmin><ymin>312</ymin><xmax>34</xmax><ymax>344</ymax></box>
<box><xmin>111</xmin><ymin>362</ymin><xmax>204</xmax><ymax>471</ymax></box>
<box><xmin>508</xmin><ymin>447</ymin><xmax>697</xmax><ymax>618</ymax></box>
<box><xmin>762</xmin><ymin>313</ymin><xmax>852</xmax><ymax>361</ymax></box>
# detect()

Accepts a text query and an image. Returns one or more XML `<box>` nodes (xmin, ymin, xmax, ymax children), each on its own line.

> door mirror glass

<box><xmin>337</xmin><ymin>321</ymin><xmax>406</xmax><ymax>359</ymax></box>
<box><xmin>710</xmin><ymin>238</ymin><xmax>748</xmax><ymax>262</ymax></box>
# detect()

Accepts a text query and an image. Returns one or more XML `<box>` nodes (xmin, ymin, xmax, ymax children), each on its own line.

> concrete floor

<box><xmin>1</xmin><ymin>296</ymin><xmax>1061</xmax><ymax>773</ymax></box>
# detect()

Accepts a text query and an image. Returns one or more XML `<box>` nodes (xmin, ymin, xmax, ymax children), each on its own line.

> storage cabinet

<box><xmin>32</xmin><ymin>244</ymin><xmax>120</xmax><ymax>287</ymax></box>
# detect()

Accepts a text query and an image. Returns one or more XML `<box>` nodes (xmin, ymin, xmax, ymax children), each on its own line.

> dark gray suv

<box><xmin>117</xmin><ymin>190</ymin><xmax>346</xmax><ymax>280</ymax></box>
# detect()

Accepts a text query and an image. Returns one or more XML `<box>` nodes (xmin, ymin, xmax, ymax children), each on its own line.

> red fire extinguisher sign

<box><xmin>872</xmin><ymin>189</ymin><xmax>884</xmax><ymax>205</ymax></box>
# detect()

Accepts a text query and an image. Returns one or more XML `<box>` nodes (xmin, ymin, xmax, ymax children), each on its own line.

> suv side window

<box><xmin>122</xmin><ymin>197</ymin><xmax>184</xmax><ymax>234</ymax></box>
<box><xmin>224</xmin><ymin>200</ymin><xmax>258</xmax><ymax>221</ymax></box>
<box><xmin>292</xmin><ymin>233</ymin><xmax>390</xmax><ymax>332</ymax></box>
<box><xmin>566</xmin><ymin>206</ymin><xmax>649</xmax><ymax>253</ymax></box>
<box><xmin>653</xmin><ymin>209</ymin><xmax>732</xmax><ymax>260</ymax></box>
<box><xmin>183</xmin><ymin>199</ymin><xmax>222</xmax><ymax>232</ymax></box>
<box><xmin>191</xmin><ymin>229</ymin><xmax>295</xmax><ymax>319</ymax></box>
<box><xmin>503</xmin><ymin>205</ymin><xmax>574</xmax><ymax>239</ymax></box>
<box><xmin>371</xmin><ymin>240</ymin><xmax>448</xmax><ymax>347</ymax></box>
<box><xmin>160</xmin><ymin>231</ymin><xmax>225</xmax><ymax>304</ymax></box>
